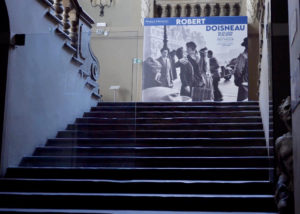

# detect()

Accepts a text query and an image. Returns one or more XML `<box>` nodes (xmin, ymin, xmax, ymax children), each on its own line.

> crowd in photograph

<box><xmin>143</xmin><ymin>37</ymin><xmax>249</xmax><ymax>102</ymax></box>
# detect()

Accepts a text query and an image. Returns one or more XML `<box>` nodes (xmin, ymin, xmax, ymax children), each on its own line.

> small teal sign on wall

<box><xmin>133</xmin><ymin>58</ymin><xmax>143</xmax><ymax>64</ymax></box>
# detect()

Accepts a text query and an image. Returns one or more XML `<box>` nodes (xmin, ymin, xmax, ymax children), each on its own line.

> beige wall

<box><xmin>258</xmin><ymin>0</ymin><xmax>271</xmax><ymax>148</ymax></box>
<box><xmin>248</xmin><ymin>24</ymin><xmax>259</xmax><ymax>100</ymax></box>
<box><xmin>79</xmin><ymin>0</ymin><xmax>144</xmax><ymax>102</ymax></box>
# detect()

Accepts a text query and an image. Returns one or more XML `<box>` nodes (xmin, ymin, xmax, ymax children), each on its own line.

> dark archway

<box><xmin>204</xmin><ymin>4</ymin><xmax>211</xmax><ymax>17</ymax></box>
<box><xmin>194</xmin><ymin>4</ymin><xmax>201</xmax><ymax>17</ymax></box>
<box><xmin>213</xmin><ymin>4</ymin><xmax>221</xmax><ymax>16</ymax></box>
<box><xmin>223</xmin><ymin>3</ymin><xmax>230</xmax><ymax>16</ymax></box>
<box><xmin>0</xmin><ymin>1</ymin><xmax>10</xmax><ymax>168</ymax></box>
<box><xmin>233</xmin><ymin>3</ymin><xmax>241</xmax><ymax>16</ymax></box>
<box><xmin>165</xmin><ymin>4</ymin><xmax>172</xmax><ymax>17</ymax></box>
<box><xmin>185</xmin><ymin>4</ymin><xmax>191</xmax><ymax>17</ymax></box>
<box><xmin>156</xmin><ymin>5</ymin><xmax>163</xmax><ymax>18</ymax></box>
<box><xmin>175</xmin><ymin>5</ymin><xmax>182</xmax><ymax>17</ymax></box>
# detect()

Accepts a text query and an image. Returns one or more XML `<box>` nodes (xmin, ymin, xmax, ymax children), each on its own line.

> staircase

<box><xmin>0</xmin><ymin>102</ymin><xmax>277</xmax><ymax>214</ymax></box>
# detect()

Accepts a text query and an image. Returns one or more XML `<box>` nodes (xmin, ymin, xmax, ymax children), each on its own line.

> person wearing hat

<box><xmin>156</xmin><ymin>47</ymin><xmax>174</xmax><ymax>88</ymax></box>
<box><xmin>234</xmin><ymin>37</ymin><xmax>248</xmax><ymax>101</ymax></box>
<box><xmin>208</xmin><ymin>50</ymin><xmax>223</xmax><ymax>101</ymax></box>
<box><xmin>198</xmin><ymin>47</ymin><xmax>214</xmax><ymax>101</ymax></box>
<box><xmin>169</xmin><ymin>50</ymin><xmax>178</xmax><ymax>81</ymax></box>
<box><xmin>176</xmin><ymin>47</ymin><xmax>194</xmax><ymax>97</ymax></box>
<box><xmin>186</xmin><ymin>42</ymin><xmax>205</xmax><ymax>101</ymax></box>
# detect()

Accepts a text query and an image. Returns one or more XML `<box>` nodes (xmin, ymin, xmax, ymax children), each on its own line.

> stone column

<box><xmin>200</xmin><ymin>4</ymin><xmax>206</xmax><ymax>17</ymax></box>
<box><xmin>170</xmin><ymin>5</ymin><xmax>176</xmax><ymax>17</ymax></box>
<box><xmin>190</xmin><ymin>4</ymin><xmax>196</xmax><ymax>17</ymax></box>
<box><xmin>180</xmin><ymin>4</ymin><xmax>185</xmax><ymax>17</ymax></box>
<box><xmin>161</xmin><ymin>5</ymin><xmax>167</xmax><ymax>17</ymax></box>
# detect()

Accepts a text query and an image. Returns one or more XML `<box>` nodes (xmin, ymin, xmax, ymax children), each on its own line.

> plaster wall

<box><xmin>292</xmin><ymin>107</ymin><xmax>300</xmax><ymax>213</ymax></box>
<box><xmin>1</xmin><ymin>0</ymin><xmax>97</xmax><ymax>174</ymax></box>
<box><xmin>248</xmin><ymin>26</ymin><xmax>259</xmax><ymax>101</ymax></box>
<box><xmin>287</xmin><ymin>0</ymin><xmax>300</xmax><ymax>212</ymax></box>
<box><xmin>78</xmin><ymin>0</ymin><xmax>144</xmax><ymax>102</ymax></box>
<box><xmin>258</xmin><ymin>0</ymin><xmax>271</xmax><ymax>148</ymax></box>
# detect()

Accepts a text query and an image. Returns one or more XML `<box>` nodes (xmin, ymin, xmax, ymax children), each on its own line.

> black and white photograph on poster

<box><xmin>142</xmin><ymin>17</ymin><xmax>248</xmax><ymax>102</ymax></box>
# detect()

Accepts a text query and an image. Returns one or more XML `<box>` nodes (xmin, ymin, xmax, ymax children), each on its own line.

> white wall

<box><xmin>1</xmin><ymin>0</ymin><xmax>98</xmax><ymax>174</ymax></box>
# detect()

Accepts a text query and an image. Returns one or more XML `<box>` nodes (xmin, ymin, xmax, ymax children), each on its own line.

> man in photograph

<box><xmin>208</xmin><ymin>50</ymin><xmax>223</xmax><ymax>101</ymax></box>
<box><xmin>234</xmin><ymin>37</ymin><xmax>248</xmax><ymax>101</ymax></box>
<box><xmin>186</xmin><ymin>42</ymin><xmax>204</xmax><ymax>101</ymax></box>
<box><xmin>176</xmin><ymin>47</ymin><xmax>193</xmax><ymax>97</ymax></box>
<box><xmin>157</xmin><ymin>47</ymin><xmax>173</xmax><ymax>88</ymax></box>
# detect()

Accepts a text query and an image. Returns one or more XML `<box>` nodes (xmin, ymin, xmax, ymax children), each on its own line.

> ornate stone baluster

<box><xmin>63</xmin><ymin>7</ymin><xmax>71</xmax><ymax>35</ymax></box>
<box><xmin>221</xmin><ymin>3</ymin><xmax>230</xmax><ymax>16</ymax></box>
<box><xmin>229</xmin><ymin>3</ymin><xmax>236</xmax><ymax>16</ymax></box>
<box><xmin>70</xmin><ymin>15</ymin><xmax>79</xmax><ymax>48</ymax></box>
<box><xmin>179</xmin><ymin>4</ymin><xmax>183</xmax><ymax>17</ymax></box>
<box><xmin>156</xmin><ymin>5</ymin><xmax>163</xmax><ymax>18</ymax></box>
<box><xmin>203</xmin><ymin>4</ymin><xmax>211</xmax><ymax>17</ymax></box>
<box><xmin>54</xmin><ymin>0</ymin><xmax>64</xmax><ymax>20</ymax></box>
<box><xmin>232</xmin><ymin>3</ymin><xmax>241</xmax><ymax>16</ymax></box>
<box><xmin>213</xmin><ymin>4</ymin><xmax>221</xmax><ymax>16</ymax></box>
<box><xmin>166</xmin><ymin>5</ymin><xmax>172</xmax><ymax>17</ymax></box>
<box><xmin>185</xmin><ymin>4</ymin><xmax>192</xmax><ymax>17</ymax></box>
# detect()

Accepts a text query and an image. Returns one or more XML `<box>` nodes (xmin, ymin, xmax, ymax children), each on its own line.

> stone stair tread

<box><xmin>0</xmin><ymin>208</ymin><xmax>279</xmax><ymax>214</ymax></box>
<box><xmin>0</xmin><ymin>178</ymin><xmax>272</xmax><ymax>183</ymax></box>
<box><xmin>24</xmin><ymin>156</ymin><xmax>273</xmax><ymax>159</ymax></box>
<box><xmin>41</xmin><ymin>146</ymin><xmax>272</xmax><ymax>149</ymax></box>
<box><xmin>6</xmin><ymin>167</ymin><xmax>272</xmax><ymax>180</ymax></box>
<box><xmin>3</xmin><ymin>101</ymin><xmax>276</xmax><ymax>212</ymax></box>
<box><xmin>0</xmin><ymin>192</ymin><xmax>276</xmax><ymax>198</ymax></box>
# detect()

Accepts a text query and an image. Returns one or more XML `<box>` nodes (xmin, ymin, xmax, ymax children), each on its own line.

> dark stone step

<box><xmin>5</xmin><ymin>167</ymin><xmax>273</xmax><ymax>180</ymax></box>
<box><xmin>0</xmin><ymin>208</ymin><xmax>278</xmax><ymax>214</ymax></box>
<box><xmin>91</xmin><ymin>106</ymin><xmax>260</xmax><ymax>112</ymax></box>
<box><xmin>56</xmin><ymin>130</ymin><xmax>265</xmax><ymax>138</ymax></box>
<box><xmin>97</xmin><ymin>102</ymin><xmax>260</xmax><ymax>107</ymax></box>
<box><xmin>34</xmin><ymin>147</ymin><xmax>272</xmax><ymax>157</ymax></box>
<box><xmin>67</xmin><ymin>123</ymin><xmax>263</xmax><ymax>131</ymax></box>
<box><xmin>46</xmin><ymin>138</ymin><xmax>269</xmax><ymax>147</ymax></box>
<box><xmin>0</xmin><ymin>192</ymin><xmax>276</xmax><ymax>212</ymax></box>
<box><xmin>20</xmin><ymin>156</ymin><xmax>273</xmax><ymax>168</ymax></box>
<box><xmin>84</xmin><ymin>111</ymin><xmax>261</xmax><ymax>118</ymax></box>
<box><xmin>0</xmin><ymin>178</ymin><xmax>274</xmax><ymax>194</ymax></box>
<box><xmin>0</xmin><ymin>208</ymin><xmax>110</xmax><ymax>214</ymax></box>
<box><xmin>76</xmin><ymin>117</ymin><xmax>263</xmax><ymax>124</ymax></box>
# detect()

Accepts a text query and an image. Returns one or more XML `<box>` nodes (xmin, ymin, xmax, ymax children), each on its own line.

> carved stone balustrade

<box><xmin>39</xmin><ymin>0</ymin><xmax>101</xmax><ymax>99</ymax></box>
<box><xmin>54</xmin><ymin>0</ymin><xmax>64</xmax><ymax>20</ymax></box>
<box><xmin>154</xmin><ymin>0</ymin><xmax>244</xmax><ymax>17</ymax></box>
<box><xmin>63</xmin><ymin>7</ymin><xmax>71</xmax><ymax>34</ymax></box>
